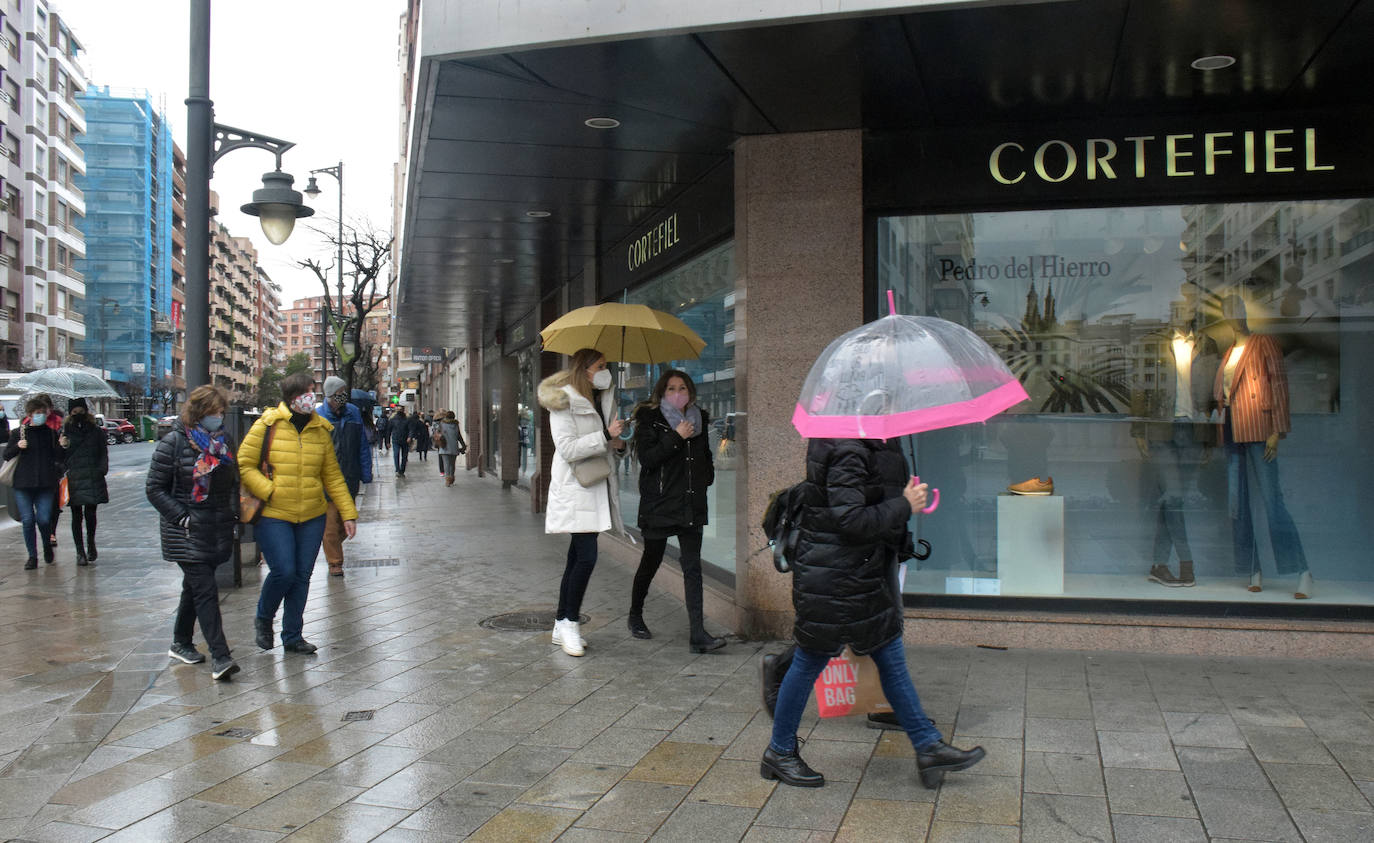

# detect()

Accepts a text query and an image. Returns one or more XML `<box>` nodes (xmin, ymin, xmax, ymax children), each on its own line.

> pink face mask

<box><xmin>663</xmin><ymin>392</ymin><xmax>689</xmax><ymax>411</ymax></box>
<box><xmin>289</xmin><ymin>393</ymin><xmax>316</xmax><ymax>414</ymax></box>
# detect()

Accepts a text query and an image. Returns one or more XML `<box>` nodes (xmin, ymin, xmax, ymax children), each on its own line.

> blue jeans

<box><xmin>1225</xmin><ymin>424</ymin><xmax>1307</xmax><ymax>576</ymax></box>
<box><xmin>256</xmin><ymin>515</ymin><xmax>327</xmax><ymax>643</ymax></box>
<box><xmin>393</xmin><ymin>441</ymin><xmax>409</xmax><ymax>472</ymax></box>
<box><xmin>14</xmin><ymin>487</ymin><xmax>55</xmax><ymax>560</ymax></box>
<box><xmin>770</xmin><ymin>637</ymin><xmax>942</xmax><ymax>754</ymax></box>
<box><xmin>1147</xmin><ymin>427</ymin><xmax>1204</xmax><ymax>564</ymax></box>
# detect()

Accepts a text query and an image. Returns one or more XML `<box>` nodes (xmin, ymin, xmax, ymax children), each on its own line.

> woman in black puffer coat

<box><xmin>145</xmin><ymin>385</ymin><xmax>241</xmax><ymax>680</ymax></box>
<box><xmin>626</xmin><ymin>370</ymin><xmax>724</xmax><ymax>652</ymax></box>
<box><xmin>60</xmin><ymin>398</ymin><xmax>108</xmax><ymax>566</ymax></box>
<box><xmin>760</xmin><ymin>437</ymin><xmax>984</xmax><ymax>792</ymax></box>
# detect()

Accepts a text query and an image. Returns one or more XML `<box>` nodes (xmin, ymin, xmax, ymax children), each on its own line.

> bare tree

<box><xmin>299</xmin><ymin>220</ymin><xmax>393</xmax><ymax>390</ymax></box>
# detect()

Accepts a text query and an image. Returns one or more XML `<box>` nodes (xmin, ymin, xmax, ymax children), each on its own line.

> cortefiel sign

<box><xmin>865</xmin><ymin>108</ymin><xmax>1374</xmax><ymax>211</ymax></box>
<box><xmin>410</xmin><ymin>347</ymin><xmax>444</xmax><ymax>363</ymax></box>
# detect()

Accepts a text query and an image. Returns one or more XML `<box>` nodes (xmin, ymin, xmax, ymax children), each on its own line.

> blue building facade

<box><xmin>74</xmin><ymin>87</ymin><xmax>174</xmax><ymax>397</ymax></box>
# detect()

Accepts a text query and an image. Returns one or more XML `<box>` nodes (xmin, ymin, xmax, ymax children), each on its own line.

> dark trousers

<box><xmin>174</xmin><ymin>560</ymin><xmax>230</xmax><ymax>659</ymax></box>
<box><xmin>631</xmin><ymin>529</ymin><xmax>707</xmax><ymax>635</ymax></box>
<box><xmin>70</xmin><ymin>504</ymin><xmax>97</xmax><ymax>554</ymax></box>
<box><xmin>393</xmin><ymin>442</ymin><xmax>409</xmax><ymax>472</ymax></box>
<box><xmin>556</xmin><ymin>532</ymin><xmax>599</xmax><ymax>621</ymax></box>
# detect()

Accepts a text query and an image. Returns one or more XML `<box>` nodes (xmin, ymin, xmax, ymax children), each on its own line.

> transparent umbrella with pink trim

<box><xmin>793</xmin><ymin>292</ymin><xmax>1029</xmax><ymax>510</ymax></box>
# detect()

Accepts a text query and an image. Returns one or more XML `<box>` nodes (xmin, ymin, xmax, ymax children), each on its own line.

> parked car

<box><xmin>101</xmin><ymin>417</ymin><xmax>138</xmax><ymax>445</ymax></box>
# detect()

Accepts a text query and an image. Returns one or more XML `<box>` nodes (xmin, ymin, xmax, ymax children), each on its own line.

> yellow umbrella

<box><xmin>540</xmin><ymin>302</ymin><xmax>706</xmax><ymax>363</ymax></box>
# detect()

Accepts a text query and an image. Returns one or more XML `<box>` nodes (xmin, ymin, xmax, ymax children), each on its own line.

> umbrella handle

<box><xmin>912</xmin><ymin>476</ymin><xmax>940</xmax><ymax>514</ymax></box>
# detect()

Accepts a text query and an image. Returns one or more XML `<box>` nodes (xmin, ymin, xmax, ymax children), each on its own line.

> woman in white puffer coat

<box><xmin>537</xmin><ymin>347</ymin><xmax>627</xmax><ymax>656</ymax></box>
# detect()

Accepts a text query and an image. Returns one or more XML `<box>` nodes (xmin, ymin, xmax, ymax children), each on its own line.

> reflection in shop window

<box><xmin>878</xmin><ymin>199</ymin><xmax>1373</xmax><ymax>607</ymax></box>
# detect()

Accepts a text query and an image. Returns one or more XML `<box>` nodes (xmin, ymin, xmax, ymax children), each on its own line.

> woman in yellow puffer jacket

<box><xmin>240</xmin><ymin>373</ymin><xmax>358</xmax><ymax>654</ymax></box>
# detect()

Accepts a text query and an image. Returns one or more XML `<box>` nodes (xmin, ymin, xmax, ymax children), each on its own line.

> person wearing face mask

<box><xmin>626</xmin><ymin>370</ymin><xmax>726</xmax><ymax>652</ymax></box>
<box><xmin>146</xmin><ymin>385</ymin><xmax>242</xmax><ymax>680</ymax></box>
<box><xmin>241</xmin><ymin>372</ymin><xmax>358</xmax><ymax>654</ymax></box>
<box><xmin>5</xmin><ymin>395</ymin><xmax>66</xmax><ymax>570</ymax></box>
<box><xmin>537</xmin><ymin>347</ymin><xmax>628</xmax><ymax>656</ymax></box>
<box><xmin>316</xmin><ymin>377</ymin><xmax>372</xmax><ymax>578</ymax></box>
<box><xmin>59</xmin><ymin>398</ymin><xmax>108</xmax><ymax>566</ymax></box>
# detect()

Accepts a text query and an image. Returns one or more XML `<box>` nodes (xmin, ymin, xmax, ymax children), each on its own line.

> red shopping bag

<box><xmin>812</xmin><ymin>647</ymin><xmax>892</xmax><ymax>718</ymax></box>
<box><xmin>58</xmin><ymin>476</ymin><xmax>70</xmax><ymax>507</ymax></box>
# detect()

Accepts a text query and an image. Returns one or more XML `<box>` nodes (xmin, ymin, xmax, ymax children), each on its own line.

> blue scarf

<box><xmin>660</xmin><ymin>398</ymin><xmax>702</xmax><ymax>438</ymax></box>
<box><xmin>188</xmin><ymin>425</ymin><xmax>235</xmax><ymax>503</ymax></box>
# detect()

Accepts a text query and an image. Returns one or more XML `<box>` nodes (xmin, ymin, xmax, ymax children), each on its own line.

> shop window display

<box><xmin>877</xmin><ymin>200</ymin><xmax>1373</xmax><ymax>606</ymax></box>
<box><xmin>615</xmin><ymin>241</ymin><xmax>737</xmax><ymax>580</ymax></box>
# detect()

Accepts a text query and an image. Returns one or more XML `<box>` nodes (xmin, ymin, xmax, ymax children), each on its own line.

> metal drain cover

<box><xmin>478</xmin><ymin>609</ymin><xmax>589</xmax><ymax>631</ymax></box>
<box><xmin>215</xmin><ymin>728</ymin><xmax>259</xmax><ymax>739</ymax></box>
<box><xmin>343</xmin><ymin>558</ymin><xmax>400</xmax><ymax>570</ymax></box>
<box><xmin>342</xmin><ymin>710</ymin><xmax>375</xmax><ymax>722</ymax></box>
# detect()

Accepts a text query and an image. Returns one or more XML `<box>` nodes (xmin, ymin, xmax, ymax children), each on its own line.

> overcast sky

<box><xmin>57</xmin><ymin>0</ymin><xmax>404</xmax><ymax>307</ymax></box>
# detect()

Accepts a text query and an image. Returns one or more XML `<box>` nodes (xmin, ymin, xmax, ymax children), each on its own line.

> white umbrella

<box><xmin>6</xmin><ymin>368</ymin><xmax>122</xmax><ymax>400</ymax></box>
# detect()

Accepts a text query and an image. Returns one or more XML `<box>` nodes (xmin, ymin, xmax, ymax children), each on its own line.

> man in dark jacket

<box><xmin>409</xmin><ymin>412</ymin><xmax>431</xmax><ymax>461</ymax></box>
<box><xmin>390</xmin><ymin>407</ymin><xmax>411</xmax><ymax>476</ymax></box>
<box><xmin>760</xmin><ymin>437</ymin><xmax>984</xmax><ymax>791</ymax></box>
<box><xmin>318</xmin><ymin>377</ymin><xmax>372</xmax><ymax>577</ymax></box>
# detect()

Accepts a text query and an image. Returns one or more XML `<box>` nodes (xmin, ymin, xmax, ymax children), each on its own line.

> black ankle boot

<box><xmin>627</xmin><ymin>614</ymin><xmax>652</xmax><ymax>639</ymax></box>
<box><xmin>760</xmin><ymin>745</ymin><xmax>824</xmax><ymax>787</ymax></box>
<box><xmin>916</xmin><ymin>740</ymin><xmax>986</xmax><ymax>789</ymax></box>
<box><xmin>760</xmin><ymin>646</ymin><xmax>795</xmax><ymax>718</ymax></box>
<box><xmin>85</xmin><ymin>536</ymin><xmax>97</xmax><ymax>562</ymax></box>
<box><xmin>689</xmin><ymin>631</ymin><xmax>726</xmax><ymax>653</ymax></box>
<box><xmin>254</xmin><ymin>617</ymin><xmax>274</xmax><ymax>650</ymax></box>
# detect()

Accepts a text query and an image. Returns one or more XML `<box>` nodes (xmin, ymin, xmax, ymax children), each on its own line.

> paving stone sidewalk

<box><xmin>1</xmin><ymin>443</ymin><xmax>1373</xmax><ymax>841</ymax></box>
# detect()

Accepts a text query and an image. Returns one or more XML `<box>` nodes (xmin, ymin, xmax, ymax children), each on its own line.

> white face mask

<box><xmin>591</xmin><ymin>369</ymin><xmax>613</xmax><ymax>390</ymax></box>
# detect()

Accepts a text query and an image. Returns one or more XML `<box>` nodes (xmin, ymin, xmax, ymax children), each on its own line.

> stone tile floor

<box><xmin>0</xmin><ymin>444</ymin><xmax>1373</xmax><ymax>840</ymax></box>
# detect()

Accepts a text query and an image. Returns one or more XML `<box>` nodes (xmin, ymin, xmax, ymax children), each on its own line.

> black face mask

<box><xmin>328</xmin><ymin>395</ymin><xmax>348</xmax><ymax>412</ymax></box>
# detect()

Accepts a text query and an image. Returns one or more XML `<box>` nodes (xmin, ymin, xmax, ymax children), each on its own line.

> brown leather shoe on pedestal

<box><xmin>1008</xmin><ymin>477</ymin><xmax>1054</xmax><ymax>496</ymax></box>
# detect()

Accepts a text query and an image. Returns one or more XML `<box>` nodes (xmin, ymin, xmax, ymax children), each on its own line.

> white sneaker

<box><xmin>553</xmin><ymin>619</ymin><xmax>585</xmax><ymax>656</ymax></box>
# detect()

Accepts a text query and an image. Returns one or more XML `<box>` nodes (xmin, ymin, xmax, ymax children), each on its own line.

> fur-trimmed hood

<box><xmin>538</xmin><ymin>370</ymin><xmax>578</xmax><ymax>412</ymax></box>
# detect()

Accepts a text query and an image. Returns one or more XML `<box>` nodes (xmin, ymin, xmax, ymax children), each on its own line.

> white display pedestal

<box><xmin>997</xmin><ymin>494</ymin><xmax>1065</xmax><ymax>595</ymax></box>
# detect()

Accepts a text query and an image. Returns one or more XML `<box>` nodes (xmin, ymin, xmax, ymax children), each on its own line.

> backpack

<box><xmin>760</xmin><ymin>481</ymin><xmax>817</xmax><ymax>573</ymax></box>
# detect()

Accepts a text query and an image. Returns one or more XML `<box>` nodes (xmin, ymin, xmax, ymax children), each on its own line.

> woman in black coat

<box><xmin>4</xmin><ymin>394</ymin><xmax>65</xmax><ymax>569</ymax></box>
<box><xmin>60</xmin><ymin>398</ymin><xmax>108</xmax><ymax>566</ymax></box>
<box><xmin>760</xmin><ymin>437</ymin><xmax>984</xmax><ymax>791</ymax></box>
<box><xmin>145</xmin><ymin>385</ymin><xmax>241</xmax><ymax>681</ymax></box>
<box><xmin>626</xmin><ymin>370</ymin><xmax>725</xmax><ymax>652</ymax></box>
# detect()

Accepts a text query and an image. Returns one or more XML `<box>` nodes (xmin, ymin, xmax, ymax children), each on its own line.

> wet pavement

<box><xmin>1</xmin><ymin>443</ymin><xmax>1373</xmax><ymax>841</ymax></box>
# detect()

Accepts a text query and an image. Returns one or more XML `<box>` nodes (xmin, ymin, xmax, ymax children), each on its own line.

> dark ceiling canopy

<box><xmin>396</xmin><ymin>0</ymin><xmax>1374</xmax><ymax>347</ymax></box>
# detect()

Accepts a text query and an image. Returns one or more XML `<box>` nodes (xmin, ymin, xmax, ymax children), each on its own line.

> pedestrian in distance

<box><xmin>761</xmin><ymin>437</ymin><xmax>985</xmax><ymax>790</ymax></box>
<box><xmin>5</xmin><ymin>394</ymin><xmax>65</xmax><ymax>569</ymax></box>
<box><xmin>45</xmin><ymin>400</ymin><xmax>64</xmax><ymax>553</ymax></box>
<box><xmin>378</xmin><ymin>410</ymin><xmax>392</xmax><ymax>453</ymax></box>
<box><xmin>410</xmin><ymin>411</ymin><xmax>431</xmax><ymax>462</ymax></box>
<box><xmin>627</xmin><ymin>370</ymin><xmax>726</xmax><ymax>653</ymax></box>
<box><xmin>390</xmin><ymin>407</ymin><xmax>411</xmax><ymax>475</ymax></box>
<box><xmin>317</xmin><ymin>377</ymin><xmax>372</xmax><ymax>578</ymax></box>
<box><xmin>241</xmin><ymin>372</ymin><xmax>359</xmax><ymax>655</ymax></box>
<box><xmin>538</xmin><ymin>347</ymin><xmax>628</xmax><ymax>657</ymax></box>
<box><xmin>59</xmin><ymin>398</ymin><xmax>108</xmax><ymax>566</ymax></box>
<box><xmin>145</xmin><ymin>385</ymin><xmax>242</xmax><ymax>680</ymax></box>
<box><xmin>438</xmin><ymin>411</ymin><xmax>467</xmax><ymax>486</ymax></box>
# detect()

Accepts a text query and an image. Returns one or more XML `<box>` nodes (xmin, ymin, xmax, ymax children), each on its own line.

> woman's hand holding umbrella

<box><xmin>903</xmin><ymin>479</ymin><xmax>930</xmax><ymax>514</ymax></box>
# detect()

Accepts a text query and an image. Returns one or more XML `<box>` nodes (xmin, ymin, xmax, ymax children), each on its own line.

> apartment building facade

<box><xmin>206</xmin><ymin>193</ymin><xmax>261</xmax><ymax>401</ymax></box>
<box><xmin>282</xmin><ymin>295</ymin><xmax>330</xmax><ymax>386</ymax></box>
<box><xmin>1</xmin><ymin>0</ymin><xmax>88</xmax><ymax>373</ymax></box>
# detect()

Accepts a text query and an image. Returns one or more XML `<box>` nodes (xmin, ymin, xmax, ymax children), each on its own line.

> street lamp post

<box><xmin>185</xmin><ymin>0</ymin><xmax>314</xmax><ymax>389</ymax></box>
<box><xmin>303</xmin><ymin>162</ymin><xmax>347</xmax><ymax>382</ymax></box>
<box><xmin>97</xmin><ymin>297</ymin><xmax>119</xmax><ymax>379</ymax></box>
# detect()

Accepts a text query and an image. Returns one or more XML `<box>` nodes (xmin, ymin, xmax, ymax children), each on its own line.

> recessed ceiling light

<box><xmin>1191</xmin><ymin>55</ymin><xmax>1236</xmax><ymax>71</ymax></box>
<box><xmin>584</xmin><ymin>117</ymin><xmax>620</xmax><ymax>129</ymax></box>
<box><xmin>525</xmin><ymin>210</ymin><xmax>551</xmax><ymax>218</ymax></box>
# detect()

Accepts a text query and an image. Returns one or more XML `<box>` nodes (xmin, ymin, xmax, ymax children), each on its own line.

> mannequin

<box><xmin>1132</xmin><ymin>292</ymin><xmax>1218</xmax><ymax>588</ymax></box>
<box><xmin>1212</xmin><ymin>294</ymin><xmax>1311</xmax><ymax>598</ymax></box>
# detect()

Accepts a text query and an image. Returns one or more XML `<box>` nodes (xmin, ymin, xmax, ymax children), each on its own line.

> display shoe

<box><xmin>254</xmin><ymin>616</ymin><xmax>275</xmax><ymax>650</ymax></box>
<box><xmin>627</xmin><ymin>614</ymin><xmax>652</xmax><ymax>639</ymax></box>
<box><xmin>168</xmin><ymin>642</ymin><xmax>206</xmax><ymax>664</ymax></box>
<box><xmin>1007</xmin><ymin>476</ymin><xmax>1054</xmax><ymax>496</ymax></box>
<box><xmin>1248</xmin><ymin>572</ymin><xmax>1263</xmax><ymax>593</ymax></box>
<box><xmin>689</xmin><ymin>632</ymin><xmax>727</xmax><ymax>654</ymax></box>
<box><xmin>1147</xmin><ymin>564</ymin><xmax>1179</xmax><ymax>586</ymax></box>
<box><xmin>916</xmin><ymin>740</ymin><xmax>987</xmax><ymax>789</ymax></box>
<box><xmin>282</xmin><ymin>639</ymin><xmax>319</xmax><ymax>654</ymax></box>
<box><xmin>1175</xmin><ymin>561</ymin><xmax>1196</xmax><ymax>587</ymax></box>
<box><xmin>760</xmin><ymin>744</ymin><xmax>824</xmax><ymax>787</ymax></box>
<box><xmin>552</xmin><ymin>619</ymin><xmax>585</xmax><ymax>657</ymax></box>
<box><xmin>1295</xmin><ymin>571</ymin><xmax>1314</xmax><ymax>600</ymax></box>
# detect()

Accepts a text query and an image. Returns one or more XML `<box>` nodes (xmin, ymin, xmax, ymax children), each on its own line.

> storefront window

<box><xmin>484</xmin><ymin>355</ymin><xmax>501</xmax><ymax>476</ymax></box>
<box><xmin>877</xmin><ymin>199</ymin><xmax>1373</xmax><ymax>606</ymax></box>
<box><xmin>516</xmin><ymin>347</ymin><xmax>537</xmax><ymax>487</ymax></box>
<box><xmin>616</xmin><ymin>240</ymin><xmax>738</xmax><ymax>580</ymax></box>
